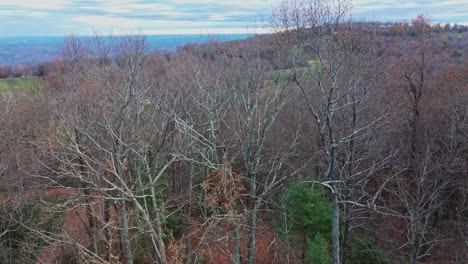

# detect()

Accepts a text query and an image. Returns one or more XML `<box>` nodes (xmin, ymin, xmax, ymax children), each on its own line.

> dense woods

<box><xmin>0</xmin><ymin>1</ymin><xmax>467</xmax><ymax>263</ymax></box>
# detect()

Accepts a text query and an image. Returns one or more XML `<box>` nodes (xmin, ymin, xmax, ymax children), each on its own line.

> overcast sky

<box><xmin>0</xmin><ymin>0</ymin><xmax>466</xmax><ymax>36</ymax></box>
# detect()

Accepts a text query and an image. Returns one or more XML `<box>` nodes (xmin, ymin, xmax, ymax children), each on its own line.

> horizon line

<box><xmin>0</xmin><ymin>27</ymin><xmax>275</xmax><ymax>38</ymax></box>
<box><xmin>1</xmin><ymin>20</ymin><xmax>466</xmax><ymax>37</ymax></box>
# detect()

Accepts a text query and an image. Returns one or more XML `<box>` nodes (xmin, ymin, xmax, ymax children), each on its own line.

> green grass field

<box><xmin>0</xmin><ymin>77</ymin><xmax>43</xmax><ymax>94</ymax></box>
<box><xmin>270</xmin><ymin>60</ymin><xmax>327</xmax><ymax>85</ymax></box>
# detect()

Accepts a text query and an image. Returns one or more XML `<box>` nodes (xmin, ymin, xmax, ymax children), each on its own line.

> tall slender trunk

<box><xmin>341</xmin><ymin>95</ymin><xmax>356</xmax><ymax>264</ymax></box>
<box><xmin>185</xmin><ymin>225</ymin><xmax>192</xmax><ymax>264</ymax></box>
<box><xmin>148</xmin><ymin>181</ymin><xmax>167</xmax><ymax>264</ymax></box>
<box><xmin>247</xmin><ymin>208</ymin><xmax>257</xmax><ymax>264</ymax></box>
<box><xmin>247</xmin><ymin>172</ymin><xmax>257</xmax><ymax>264</ymax></box>
<box><xmin>104</xmin><ymin>199</ymin><xmax>115</xmax><ymax>262</ymax></box>
<box><xmin>185</xmin><ymin>159</ymin><xmax>193</xmax><ymax>264</ymax></box>
<box><xmin>408</xmin><ymin>232</ymin><xmax>420</xmax><ymax>264</ymax></box>
<box><xmin>302</xmin><ymin>226</ymin><xmax>308</xmax><ymax>263</ymax></box>
<box><xmin>151</xmin><ymin>202</ymin><xmax>167</xmax><ymax>264</ymax></box>
<box><xmin>76</xmin><ymin>128</ymin><xmax>98</xmax><ymax>255</ymax></box>
<box><xmin>331</xmin><ymin>191</ymin><xmax>340</xmax><ymax>264</ymax></box>
<box><xmin>119</xmin><ymin>199</ymin><xmax>133</xmax><ymax>264</ymax></box>
<box><xmin>231</xmin><ymin>217</ymin><xmax>241</xmax><ymax>264</ymax></box>
<box><xmin>75</xmin><ymin>128</ymin><xmax>98</xmax><ymax>255</ymax></box>
<box><xmin>145</xmin><ymin>151</ymin><xmax>168</xmax><ymax>264</ymax></box>
<box><xmin>409</xmin><ymin>250</ymin><xmax>418</xmax><ymax>264</ymax></box>
<box><xmin>84</xmin><ymin>187</ymin><xmax>98</xmax><ymax>255</ymax></box>
<box><xmin>341</xmin><ymin>207</ymin><xmax>350</xmax><ymax>264</ymax></box>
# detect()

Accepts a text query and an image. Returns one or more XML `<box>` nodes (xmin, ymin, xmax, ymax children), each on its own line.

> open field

<box><xmin>0</xmin><ymin>77</ymin><xmax>43</xmax><ymax>94</ymax></box>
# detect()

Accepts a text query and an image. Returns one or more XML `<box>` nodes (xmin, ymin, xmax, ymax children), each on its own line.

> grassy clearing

<box><xmin>270</xmin><ymin>60</ymin><xmax>327</xmax><ymax>85</ymax></box>
<box><xmin>0</xmin><ymin>77</ymin><xmax>43</xmax><ymax>94</ymax></box>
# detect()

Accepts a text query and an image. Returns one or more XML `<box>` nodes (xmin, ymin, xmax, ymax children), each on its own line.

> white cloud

<box><xmin>129</xmin><ymin>27</ymin><xmax>273</xmax><ymax>35</ymax></box>
<box><xmin>0</xmin><ymin>0</ymin><xmax>68</xmax><ymax>10</ymax></box>
<box><xmin>351</xmin><ymin>0</ymin><xmax>468</xmax><ymax>22</ymax></box>
<box><xmin>87</xmin><ymin>1</ymin><xmax>175</xmax><ymax>14</ymax></box>
<box><xmin>73</xmin><ymin>15</ymin><xmax>222</xmax><ymax>29</ymax></box>
<box><xmin>0</xmin><ymin>9</ymin><xmax>49</xmax><ymax>17</ymax></box>
<box><xmin>171</xmin><ymin>0</ymin><xmax>277</xmax><ymax>7</ymax></box>
<box><xmin>73</xmin><ymin>15</ymin><xmax>141</xmax><ymax>28</ymax></box>
<box><xmin>0</xmin><ymin>0</ymin><xmax>466</xmax><ymax>36</ymax></box>
<box><xmin>71</xmin><ymin>14</ymin><xmax>271</xmax><ymax>35</ymax></box>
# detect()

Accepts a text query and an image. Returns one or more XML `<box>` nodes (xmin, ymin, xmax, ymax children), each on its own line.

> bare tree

<box><xmin>377</xmin><ymin>16</ymin><xmax>466</xmax><ymax>264</ymax></box>
<box><xmin>224</xmin><ymin>43</ymin><xmax>296</xmax><ymax>264</ymax></box>
<box><xmin>38</xmin><ymin>34</ymin><xmax>181</xmax><ymax>264</ymax></box>
<box><xmin>270</xmin><ymin>1</ymin><xmax>399</xmax><ymax>263</ymax></box>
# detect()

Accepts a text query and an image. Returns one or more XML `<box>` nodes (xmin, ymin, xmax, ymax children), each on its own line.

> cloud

<box><xmin>0</xmin><ymin>0</ymin><xmax>466</xmax><ymax>36</ymax></box>
<box><xmin>352</xmin><ymin>0</ymin><xmax>468</xmax><ymax>23</ymax></box>
<box><xmin>0</xmin><ymin>10</ymin><xmax>49</xmax><ymax>17</ymax></box>
<box><xmin>0</xmin><ymin>0</ymin><xmax>68</xmax><ymax>10</ymax></box>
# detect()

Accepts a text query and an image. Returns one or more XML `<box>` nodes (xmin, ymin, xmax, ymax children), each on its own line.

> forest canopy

<box><xmin>0</xmin><ymin>1</ymin><xmax>467</xmax><ymax>264</ymax></box>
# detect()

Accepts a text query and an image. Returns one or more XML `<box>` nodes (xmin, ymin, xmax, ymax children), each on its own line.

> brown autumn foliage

<box><xmin>0</xmin><ymin>7</ymin><xmax>467</xmax><ymax>264</ymax></box>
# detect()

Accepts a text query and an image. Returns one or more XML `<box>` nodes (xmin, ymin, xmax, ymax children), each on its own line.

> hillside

<box><xmin>0</xmin><ymin>6</ymin><xmax>467</xmax><ymax>264</ymax></box>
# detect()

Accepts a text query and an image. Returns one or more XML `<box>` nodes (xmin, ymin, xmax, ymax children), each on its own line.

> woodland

<box><xmin>0</xmin><ymin>0</ymin><xmax>467</xmax><ymax>263</ymax></box>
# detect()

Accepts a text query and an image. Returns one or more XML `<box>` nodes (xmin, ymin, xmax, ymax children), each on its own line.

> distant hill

<box><xmin>0</xmin><ymin>34</ymin><xmax>254</xmax><ymax>65</ymax></box>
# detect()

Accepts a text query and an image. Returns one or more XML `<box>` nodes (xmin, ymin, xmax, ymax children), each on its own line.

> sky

<box><xmin>0</xmin><ymin>0</ymin><xmax>466</xmax><ymax>36</ymax></box>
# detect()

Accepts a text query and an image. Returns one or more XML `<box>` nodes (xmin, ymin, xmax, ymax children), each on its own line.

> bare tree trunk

<box><xmin>231</xmin><ymin>218</ymin><xmax>241</xmax><ymax>264</ymax></box>
<box><xmin>104</xmin><ymin>199</ymin><xmax>114</xmax><ymax>262</ymax></box>
<box><xmin>302</xmin><ymin>225</ymin><xmax>308</xmax><ymax>263</ymax></box>
<box><xmin>409</xmin><ymin>250</ymin><xmax>418</xmax><ymax>264</ymax></box>
<box><xmin>185</xmin><ymin>225</ymin><xmax>192</xmax><ymax>264</ymax></box>
<box><xmin>247</xmin><ymin>173</ymin><xmax>257</xmax><ymax>264</ymax></box>
<box><xmin>185</xmin><ymin>159</ymin><xmax>193</xmax><ymax>264</ymax></box>
<box><xmin>331</xmin><ymin>192</ymin><xmax>341</xmax><ymax>264</ymax></box>
<box><xmin>143</xmin><ymin>161</ymin><xmax>169</xmax><ymax>264</ymax></box>
<box><xmin>342</xmin><ymin>92</ymin><xmax>357</xmax><ymax>264</ymax></box>
<box><xmin>76</xmin><ymin>127</ymin><xmax>99</xmax><ymax>255</ymax></box>
<box><xmin>150</xmin><ymin>199</ymin><xmax>167</xmax><ymax>264</ymax></box>
<box><xmin>408</xmin><ymin>231</ymin><xmax>421</xmax><ymax>264</ymax></box>
<box><xmin>341</xmin><ymin>207</ymin><xmax>350</xmax><ymax>264</ymax></box>
<box><xmin>84</xmin><ymin>187</ymin><xmax>98</xmax><ymax>255</ymax></box>
<box><xmin>119</xmin><ymin>199</ymin><xmax>133</xmax><ymax>264</ymax></box>
<box><xmin>247</xmin><ymin>209</ymin><xmax>257</xmax><ymax>264</ymax></box>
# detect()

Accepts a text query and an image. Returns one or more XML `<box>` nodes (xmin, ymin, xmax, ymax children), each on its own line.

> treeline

<box><xmin>0</xmin><ymin>1</ymin><xmax>467</xmax><ymax>264</ymax></box>
<box><xmin>0</xmin><ymin>65</ymin><xmax>32</xmax><ymax>78</ymax></box>
<box><xmin>0</xmin><ymin>63</ymin><xmax>53</xmax><ymax>79</ymax></box>
<box><xmin>1</xmin><ymin>19</ymin><xmax>466</xmax><ymax>80</ymax></box>
<box><xmin>363</xmin><ymin>21</ymin><xmax>468</xmax><ymax>35</ymax></box>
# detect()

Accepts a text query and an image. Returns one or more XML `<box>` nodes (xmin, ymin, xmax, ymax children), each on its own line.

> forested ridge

<box><xmin>0</xmin><ymin>1</ymin><xmax>467</xmax><ymax>263</ymax></box>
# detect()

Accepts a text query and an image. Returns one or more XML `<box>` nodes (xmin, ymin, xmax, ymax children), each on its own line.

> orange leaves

<box><xmin>203</xmin><ymin>167</ymin><xmax>245</xmax><ymax>211</ymax></box>
<box><xmin>104</xmin><ymin>160</ymin><xmax>113</xmax><ymax>169</ymax></box>
<box><xmin>42</xmin><ymin>136</ymin><xmax>58</xmax><ymax>153</ymax></box>
<box><xmin>103</xmin><ymin>160</ymin><xmax>128</xmax><ymax>172</ymax></box>
<box><xmin>167</xmin><ymin>242</ymin><xmax>185</xmax><ymax>264</ymax></box>
<box><xmin>46</xmin><ymin>137</ymin><xmax>55</xmax><ymax>146</ymax></box>
<box><xmin>43</xmin><ymin>136</ymin><xmax>57</xmax><ymax>151</ymax></box>
<box><xmin>392</xmin><ymin>21</ymin><xmax>410</xmax><ymax>35</ymax></box>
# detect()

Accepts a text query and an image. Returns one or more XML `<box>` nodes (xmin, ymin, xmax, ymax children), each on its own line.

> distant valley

<box><xmin>0</xmin><ymin>34</ymin><xmax>252</xmax><ymax>65</ymax></box>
